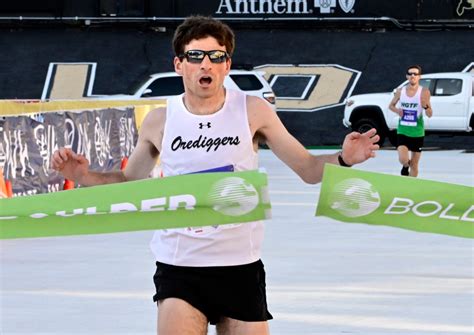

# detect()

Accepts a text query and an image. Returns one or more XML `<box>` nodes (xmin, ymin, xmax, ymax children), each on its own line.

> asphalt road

<box><xmin>1</xmin><ymin>149</ymin><xmax>472</xmax><ymax>335</ymax></box>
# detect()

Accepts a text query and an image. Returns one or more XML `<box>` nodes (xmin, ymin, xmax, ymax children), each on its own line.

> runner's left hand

<box><xmin>341</xmin><ymin>128</ymin><xmax>380</xmax><ymax>166</ymax></box>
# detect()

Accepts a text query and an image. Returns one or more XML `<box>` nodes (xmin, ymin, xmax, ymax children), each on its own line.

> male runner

<box><xmin>389</xmin><ymin>65</ymin><xmax>433</xmax><ymax>177</ymax></box>
<box><xmin>52</xmin><ymin>16</ymin><xmax>380</xmax><ymax>335</ymax></box>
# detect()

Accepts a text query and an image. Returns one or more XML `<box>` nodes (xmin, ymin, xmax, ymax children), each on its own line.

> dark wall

<box><xmin>0</xmin><ymin>27</ymin><xmax>473</xmax><ymax>148</ymax></box>
<box><xmin>2</xmin><ymin>0</ymin><xmax>473</xmax><ymax>20</ymax></box>
<box><xmin>2</xmin><ymin>28</ymin><xmax>472</xmax><ymax>97</ymax></box>
<box><xmin>0</xmin><ymin>28</ymin><xmax>175</xmax><ymax>99</ymax></box>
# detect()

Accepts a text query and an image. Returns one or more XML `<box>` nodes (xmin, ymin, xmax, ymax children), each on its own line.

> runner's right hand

<box><xmin>51</xmin><ymin>147</ymin><xmax>89</xmax><ymax>183</ymax></box>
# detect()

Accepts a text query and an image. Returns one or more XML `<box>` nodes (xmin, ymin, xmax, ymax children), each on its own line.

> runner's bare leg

<box><xmin>216</xmin><ymin>317</ymin><xmax>270</xmax><ymax>335</ymax></box>
<box><xmin>158</xmin><ymin>298</ymin><xmax>208</xmax><ymax>335</ymax></box>
<box><xmin>409</xmin><ymin>151</ymin><xmax>422</xmax><ymax>177</ymax></box>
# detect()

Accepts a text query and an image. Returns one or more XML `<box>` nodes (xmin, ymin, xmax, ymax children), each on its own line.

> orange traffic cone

<box><xmin>5</xmin><ymin>180</ymin><xmax>13</xmax><ymax>198</ymax></box>
<box><xmin>0</xmin><ymin>168</ymin><xmax>8</xmax><ymax>198</ymax></box>
<box><xmin>63</xmin><ymin>179</ymin><xmax>75</xmax><ymax>190</ymax></box>
<box><xmin>120</xmin><ymin>157</ymin><xmax>128</xmax><ymax>170</ymax></box>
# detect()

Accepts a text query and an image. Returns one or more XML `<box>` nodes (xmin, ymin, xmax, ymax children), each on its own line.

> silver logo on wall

<box><xmin>314</xmin><ymin>0</ymin><xmax>336</xmax><ymax>14</ymax></box>
<box><xmin>338</xmin><ymin>0</ymin><xmax>355</xmax><ymax>13</ymax></box>
<box><xmin>216</xmin><ymin>0</ymin><xmax>356</xmax><ymax>15</ymax></box>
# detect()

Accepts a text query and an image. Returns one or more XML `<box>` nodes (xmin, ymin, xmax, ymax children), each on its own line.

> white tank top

<box><xmin>149</xmin><ymin>89</ymin><xmax>264</xmax><ymax>266</ymax></box>
<box><xmin>399</xmin><ymin>86</ymin><xmax>423</xmax><ymax>126</ymax></box>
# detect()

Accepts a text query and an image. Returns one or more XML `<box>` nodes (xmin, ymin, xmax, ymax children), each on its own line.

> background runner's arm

<box><xmin>421</xmin><ymin>88</ymin><xmax>433</xmax><ymax>117</ymax></box>
<box><xmin>389</xmin><ymin>89</ymin><xmax>402</xmax><ymax>116</ymax></box>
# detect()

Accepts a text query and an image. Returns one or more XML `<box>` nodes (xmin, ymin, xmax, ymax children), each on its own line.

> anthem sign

<box><xmin>216</xmin><ymin>0</ymin><xmax>356</xmax><ymax>15</ymax></box>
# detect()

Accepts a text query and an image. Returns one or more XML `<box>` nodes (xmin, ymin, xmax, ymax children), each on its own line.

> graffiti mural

<box><xmin>0</xmin><ymin>107</ymin><xmax>137</xmax><ymax>196</ymax></box>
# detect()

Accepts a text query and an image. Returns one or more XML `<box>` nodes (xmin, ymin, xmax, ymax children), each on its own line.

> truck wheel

<box><xmin>352</xmin><ymin>118</ymin><xmax>386</xmax><ymax>146</ymax></box>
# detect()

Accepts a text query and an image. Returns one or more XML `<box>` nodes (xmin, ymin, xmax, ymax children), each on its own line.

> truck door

<box><xmin>427</xmin><ymin>78</ymin><xmax>467</xmax><ymax>130</ymax></box>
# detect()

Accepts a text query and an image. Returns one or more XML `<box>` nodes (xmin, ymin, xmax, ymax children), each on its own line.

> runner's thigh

<box><xmin>158</xmin><ymin>298</ymin><xmax>208</xmax><ymax>335</ymax></box>
<box><xmin>216</xmin><ymin>317</ymin><xmax>269</xmax><ymax>335</ymax></box>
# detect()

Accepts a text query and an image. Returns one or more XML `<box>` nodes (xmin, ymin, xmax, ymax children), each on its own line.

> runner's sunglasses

<box><xmin>179</xmin><ymin>50</ymin><xmax>230</xmax><ymax>64</ymax></box>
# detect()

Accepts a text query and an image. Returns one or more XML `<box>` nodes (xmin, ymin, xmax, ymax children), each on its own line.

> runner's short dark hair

<box><xmin>173</xmin><ymin>15</ymin><xmax>235</xmax><ymax>57</ymax></box>
<box><xmin>407</xmin><ymin>65</ymin><xmax>422</xmax><ymax>74</ymax></box>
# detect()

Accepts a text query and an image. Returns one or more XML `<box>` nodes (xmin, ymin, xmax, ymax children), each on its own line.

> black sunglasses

<box><xmin>179</xmin><ymin>50</ymin><xmax>229</xmax><ymax>64</ymax></box>
<box><xmin>407</xmin><ymin>72</ymin><xmax>420</xmax><ymax>76</ymax></box>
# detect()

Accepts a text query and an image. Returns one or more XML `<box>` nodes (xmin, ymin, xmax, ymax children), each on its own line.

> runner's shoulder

<box><xmin>139</xmin><ymin>106</ymin><xmax>166</xmax><ymax>137</ymax></box>
<box><xmin>246</xmin><ymin>95</ymin><xmax>275</xmax><ymax>118</ymax></box>
<box><xmin>144</xmin><ymin>106</ymin><xmax>166</xmax><ymax>125</ymax></box>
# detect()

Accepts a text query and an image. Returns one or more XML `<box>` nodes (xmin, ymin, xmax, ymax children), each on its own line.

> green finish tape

<box><xmin>317</xmin><ymin>165</ymin><xmax>473</xmax><ymax>239</ymax></box>
<box><xmin>0</xmin><ymin>170</ymin><xmax>271</xmax><ymax>239</ymax></box>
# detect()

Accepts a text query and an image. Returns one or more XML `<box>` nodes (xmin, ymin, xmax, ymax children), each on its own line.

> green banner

<box><xmin>316</xmin><ymin>165</ymin><xmax>473</xmax><ymax>239</ymax></box>
<box><xmin>0</xmin><ymin>170</ymin><xmax>270</xmax><ymax>239</ymax></box>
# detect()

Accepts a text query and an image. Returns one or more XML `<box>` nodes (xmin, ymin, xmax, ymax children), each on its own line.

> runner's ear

<box><xmin>225</xmin><ymin>57</ymin><xmax>231</xmax><ymax>74</ymax></box>
<box><xmin>174</xmin><ymin>56</ymin><xmax>183</xmax><ymax>75</ymax></box>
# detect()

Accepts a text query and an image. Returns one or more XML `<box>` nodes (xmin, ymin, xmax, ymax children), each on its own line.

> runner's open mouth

<box><xmin>199</xmin><ymin>76</ymin><xmax>212</xmax><ymax>85</ymax></box>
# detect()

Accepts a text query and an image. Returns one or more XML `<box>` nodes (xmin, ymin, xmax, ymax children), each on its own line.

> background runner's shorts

<box><xmin>152</xmin><ymin>259</ymin><xmax>273</xmax><ymax>325</ymax></box>
<box><xmin>397</xmin><ymin>134</ymin><xmax>424</xmax><ymax>152</ymax></box>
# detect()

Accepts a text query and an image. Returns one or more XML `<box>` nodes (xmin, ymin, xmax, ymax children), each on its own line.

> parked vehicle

<box><xmin>343</xmin><ymin>72</ymin><xmax>474</xmax><ymax>145</ymax></box>
<box><xmin>91</xmin><ymin>70</ymin><xmax>276</xmax><ymax>111</ymax></box>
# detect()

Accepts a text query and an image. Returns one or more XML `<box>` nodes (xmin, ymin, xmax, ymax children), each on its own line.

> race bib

<box><xmin>400</xmin><ymin>109</ymin><xmax>417</xmax><ymax>127</ymax></box>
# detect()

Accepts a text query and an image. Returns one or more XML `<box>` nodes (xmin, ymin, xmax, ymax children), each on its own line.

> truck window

<box><xmin>419</xmin><ymin>79</ymin><xmax>435</xmax><ymax>95</ymax></box>
<box><xmin>433</xmin><ymin>79</ymin><xmax>462</xmax><ymax>96</ymax></box>
<box><xmin>143</xmin><ymin>77</ymin><xmax>184</xmax><ymax>97</ymax></box>
<box><xmin>229</xmin><ymin>74</ymin><xmax>263</xmax><ymax>91</ymax></box>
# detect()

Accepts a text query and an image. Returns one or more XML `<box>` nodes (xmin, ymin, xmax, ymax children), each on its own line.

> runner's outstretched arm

<box><xmin>51</xmin><ymin>107</ymin><xmax>164</xmax><ymax>186</ymax></box>
<box><xmin>248</xmin><ymin>96</ymin><xmax>379</xmax><ymax>184</ymax></box>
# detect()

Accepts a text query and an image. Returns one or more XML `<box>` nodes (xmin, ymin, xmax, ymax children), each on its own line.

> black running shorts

<box><xmin>397</xmin><ymin>134</ymin><xmax>424</xmax><ymax>152</ymax></box>
<box><xmin>152</xmin><ymin>259</ymin><xmax>273</xmax><ymax>325</ymax></box>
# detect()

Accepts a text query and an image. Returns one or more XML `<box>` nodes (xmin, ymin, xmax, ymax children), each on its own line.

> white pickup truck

<box><xmin>343</xmin><ymin>72</ymin><xmax>474</xmax><ymax>146</ymax></box>
<box><xmin>91</xmin><ymin>70</ymin><xmax>277</xmax><ymax>111</ymax></box>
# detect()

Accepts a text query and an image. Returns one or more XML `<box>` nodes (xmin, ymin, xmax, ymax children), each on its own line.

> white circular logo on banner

<box><xmin>329</xmin><ymin>178</ymin><xmax>381</xmax><ymax>218</ymax></box>
<box><xmin>209</xmin><ymin>177</ymin><xmax>259</xmax><ymax>216</ymax></box>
